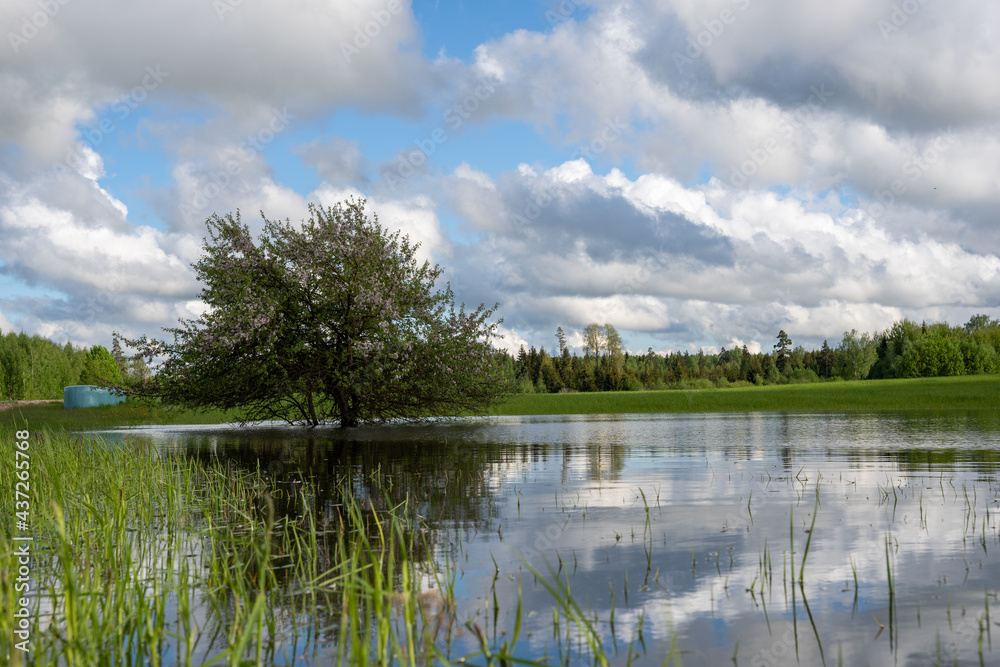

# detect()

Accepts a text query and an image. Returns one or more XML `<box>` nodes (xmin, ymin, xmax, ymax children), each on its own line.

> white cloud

<box><xmin>493</xmin><ymin>325</ymin><xmax>530</xmax><ymax>355</ymax></box>
<box><xmin>442</xmin><ymin>160</ymin><xmax>1000</xmax><ymax>350</ymax></box>
<box><xmin>311</xmin><ymin>184</ymin><xmax>450</xmax><ymax>268</ymax></box>
<box><xmin>0</xmin><ymin>308</ymin><xmax>16</xmax><ymax>335</ymax></box>
<box><xmin>2</xmin><ymin>0</ymin><xmax>998</xmax><ymax>353</ymax></box>
<box><xmin>0</xmin><ymin>199</ymin><xmax>195</xmax><ymax>297</ymax></box>
<box><xmin>459</xmin><ymin>0</ymin><xmax>1000</xmax><ymax>250</ymax></box>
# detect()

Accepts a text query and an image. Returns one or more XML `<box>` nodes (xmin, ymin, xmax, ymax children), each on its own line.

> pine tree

<box><xmin>556</xmin><ymin>326</ymin><xmax>567</xmax><ymax>355</ymax></box>
<box><xmin>774</xmin><ymin>330</ymin><xmax>792</xmax><ymax>372</ymax></box>
<box><xmin>818</xmin><ymin>340</ymin><xmax>834</xmax><ymax>377</ymax></box>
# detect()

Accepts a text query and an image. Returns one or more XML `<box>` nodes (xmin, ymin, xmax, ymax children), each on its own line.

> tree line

<box><xmin>506</xmin><ymin>315</ymin><xmax>1000</xmax><ymax>394</ymax></box>
<box><xmin>4</xmin><ymin>312</ymin><xmax>999</xmax><ymax>402</ymax></box>
<box><xmin>0</xmin><ymin>331</ymin><xmax>149</xmax><ymax>401</ymax></box>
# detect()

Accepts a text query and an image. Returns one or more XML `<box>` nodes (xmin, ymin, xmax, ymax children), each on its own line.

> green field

<box><xmin>489</xmin><ymin>374</ymin><xmax>1000</xmax><ymax>416</ymax></box>
<box><xmin>4</xmin><ymin>374</ymin><xmax>997</xmax><ymax>432</ymax></box>
<box><xmin>0</xmin><ymin>401</ymin><xmax>238</xmax><ymax>432</ymax></box>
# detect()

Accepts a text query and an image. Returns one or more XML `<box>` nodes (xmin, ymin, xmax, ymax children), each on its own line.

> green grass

<box><xmin>1</xmin><ymin>401</ymin><xmax>238</xmax><ymax>432</ymax></box>
<box><xmin>8</xmin><ymin>374</ymin><xmax>997</xmax><ymax>434</ymax></box>
<box><xmin>489</xmin><ymin>374</ymin><xmax>1000</xmax><ymax>417</ymax></box>
<box><xmin>1</xmin><ymin>427</ymin><xmax>562</xmax><ymax>665</ymax></box>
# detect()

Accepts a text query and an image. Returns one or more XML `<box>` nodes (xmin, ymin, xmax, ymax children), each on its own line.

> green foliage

<box><xmin>582</xmin><ymin>323</ymin><xmax>603</xmax><ymax>357</ymax></box>
<box><xmin>960</xmin><ymin>339</ymin><xmax>998</xmax><ymax>375</ymax></box>
<box><xmin>539</xmin><ymin>354</ymin><xmax>563</xmax><ymax>392</ymax></box>
<box><xmin>118</xmin><ymin>199</ymin><xmax>512</xmax><ymax>426</ymax></box>
<box><xmin>787</xmin><ymin>344</ymin><xmax>806</xmax><ymax>373</ymax></box>
<box><xmin>765</xmin><ymin>356</ymin><xmax>781</xmax><ymax>383</ymax></box>
<box><xmin>788</xmin><ymin>368</ymin><xmax>821</xmax><ymax>384</ymax></box>
<box><xmin>816</xmin><ymin>340</ymin><xmax>836</xmax><ymax>378</ymax></box>
<box><xmin>773</xmin><ymin>330</ymin><xmax>792</xmax><ymax>372</ymax></box>
<box><xmin>964</xmin><ymin>313</ymin><xmax>1000</xmax><ymax>333</ymax></box>
<box><xmin>504</xmin><ymin>312</ymin><xmax>991</xmax><ymax>395</ymax></box>
<box><xmin>899</xmin><ymin>334</ymin><xmax>965</xmax><ymax>378</ymax></box>
<box><xmin>7</xmin><ymin>309</ymin><xmax>998</xmax><ymax>408</ymax></box>
<box><xmin>835</xmin><ymin>329</ymin><xmax>879</xmax><ymax>380</ymax></box>
<box><xmin>970</xmin><ymin>324</ymin><xmax>1000</xmax><ymax>360</ymax></box>
<box><xmin>79</xmin><ymin>345</ymin><xmax>124</xmax><ymax>386</ymax></box>
<box><xmin>0</xmin><ymin>331</ymin><xmax>87</xmax><ymax>400</ymax></box>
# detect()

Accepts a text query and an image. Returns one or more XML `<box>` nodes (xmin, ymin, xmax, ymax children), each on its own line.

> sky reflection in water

<box><xmin>105</xmin><ymin>411</ymin><xmax>1000</xmax><ymax>665</ymax></box>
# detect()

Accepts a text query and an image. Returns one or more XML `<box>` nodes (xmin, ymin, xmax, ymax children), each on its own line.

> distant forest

<box><xmin>2</xmin><ymin>314</ymin><xmax>998</xmax><ymax>401</ymax></box>
<box><xmin>506</xmin><ymin>315</ymin><xmax>1000</xmax><ymax>394</ymax></box>
<box><xmin>0</xmin><ymin>332</ymin><xmax>147</xmax><ymax>401</ymax></box>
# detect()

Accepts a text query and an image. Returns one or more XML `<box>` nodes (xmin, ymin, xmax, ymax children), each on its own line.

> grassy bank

<box><xmin>1</xmin><ymin>401</ymin><xmax>237</xmax><ymax>432</ymax></box>
<box><xmin>5</xmin><ymin>374</ymin><xmax>997</xmax><ymax>434</ymax></box>
<box><xmin>1</xmin><ymin>428</ymin><xmax>572</xmax><ymax>665</ymax></box>
<box><xmin>489</xmin><ymin>374</ymin><xmax>1000</xmax><ymax>417</ymax></box>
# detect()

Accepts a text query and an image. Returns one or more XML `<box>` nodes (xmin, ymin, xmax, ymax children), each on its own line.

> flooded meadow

<box><xmin>73</xmin><ymin>410</ymin><xmax>1000</xmax><ymax>665</ymax></box>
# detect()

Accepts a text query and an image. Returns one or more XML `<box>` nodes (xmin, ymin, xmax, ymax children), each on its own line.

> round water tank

<box><xmin>63</xmin><ymin>385</ymin><xmax>126</xmax><ymax>410</ymax></box>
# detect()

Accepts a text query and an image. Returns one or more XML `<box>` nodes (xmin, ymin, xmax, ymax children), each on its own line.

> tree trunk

<box><xmin>335</xmin><ymin>386</ymin><xmax>358</xmax><ymax>427</ymax></box>
<box><xmin>306</xmin><ymin>390</ymin><xmax>319</xmax><ymax>427</ymax></box>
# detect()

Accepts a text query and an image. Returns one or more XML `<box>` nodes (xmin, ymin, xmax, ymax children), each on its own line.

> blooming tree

<box><xmin>117</xmin><ymin>199</ymin><xmax>512</xmax><ymax>426</ymax></box>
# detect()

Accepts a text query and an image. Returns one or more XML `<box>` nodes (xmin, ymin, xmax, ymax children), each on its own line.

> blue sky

<box><xmin>2</xmin><ymin>0</ymin><xmax>999</xmax><ymax>355</ymax></box>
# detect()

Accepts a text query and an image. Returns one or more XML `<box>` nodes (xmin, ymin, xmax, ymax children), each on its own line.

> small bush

<box><xmin>623</xmin><ymin>376</ymin><xmax>643</xmax><ymax>391</ymax></box>
<box><xmin>788</xmin><ymin>368</ymin><xmax>821</xmax><ymax>384</ymax></box>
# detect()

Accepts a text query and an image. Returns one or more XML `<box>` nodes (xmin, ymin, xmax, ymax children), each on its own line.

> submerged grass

<box><xmin>2</xmin><ymin>424</ymin><xmax>649</xmax><ymax>665</ymax></box>
<box><xmin>489</xmin><ymin>374</ymin><xmax>1000</xmax><ymax>417</ymax></box>
<box><xmin>0</xmin><ymin>427</ymin><xmax>322</xmax><ymax>664</ymax></box>
<box><xmin>0</xmin><ymin>428</ymin><xmax>488</xmax><ymax>664</ymax></box>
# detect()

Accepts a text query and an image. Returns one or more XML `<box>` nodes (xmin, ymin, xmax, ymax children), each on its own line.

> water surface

<box><xmin>102</xmin><ymin>411</ymin><xmax>1000</xmax><ymax>665</ymax></box>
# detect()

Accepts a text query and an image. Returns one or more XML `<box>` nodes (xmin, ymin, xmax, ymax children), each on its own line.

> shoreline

<box><xmin>489</xmin><ymin>374</ymin><xmax>1000</xmax><ymax>417</ymax></box>
<box><xmin>5</xmin><ymin>374</ymin><xmax>998</xmax><ymax>430</ymax></box>
<box><xmin>0</xmin><ymin>399</ymin><xmax>62</xmax><ymax>413</ymax></box>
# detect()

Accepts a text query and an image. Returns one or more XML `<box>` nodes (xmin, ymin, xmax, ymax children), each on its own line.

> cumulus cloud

<box><xmin>1</xmin><ymin>0</ymin><xmax>998</xmax><ymax>355</ymax></box>
<box><xmin>464</xmin><ymin>0</ymin><xmax>1000</xmax><ymax>251</ymax></box>
<box><xmin>0</xmin><ymin>308</ymin><xmax>15</xmax><ymax>336</ymax></box>
<box><xmin>1</xmin><ymin>0</ymin><xmax>431</xmax><ymax>137</ymax></box>
<box><xmin>295</xmin><ymin>137</ymin><xmax>369</xmax><ymax>186</ymax></box>
<box><xmin>442</xmin><ymin>160</ymin><xmax>1000</xmax><ymax>351</ymax></box>
<box><xmin>0</xmin><ymin>175</ymin><xmax>202</xmax><ymax>343</ymax></box>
